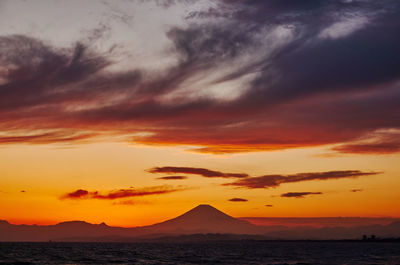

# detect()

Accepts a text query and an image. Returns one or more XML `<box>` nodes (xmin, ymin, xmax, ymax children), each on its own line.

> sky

<box><xmin>0</xmin><ymin>0</ymin><xmax>399</xmax><ymax>227</ymax></box>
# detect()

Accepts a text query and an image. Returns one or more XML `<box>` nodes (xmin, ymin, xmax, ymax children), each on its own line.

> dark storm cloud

<box><xmin>61</xmin><ymin>186</ymin><xmax>182</xmax><ymax>200</ymax></box>
<box><xmin>224</xmin><ymin>170</ymin><xmax>380</xmax><ymax>189</ymax></box>
<box><xmin>228</xmin><ymin>198</ymin><xmax>248</xmax><ymax>202</ymax></box>
<box><xmin>281</xmin><ymin>192</ymin><xmax>323</xmax><ymax>198</ymax></box>
<box><xmin>149</xmin><ymin>167</ymin><xmax>248</xmax><ymax>178</ymax></box>
<box><xmin>0</xmin><ymin>0</ymin><xmax>399</xmax><ymax>154</ymax></box>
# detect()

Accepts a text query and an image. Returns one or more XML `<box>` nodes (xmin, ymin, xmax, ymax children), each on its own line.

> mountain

<box><xmin>1</xmin><ymin>205</ymin><xmax>400</xmax><ymax>241</ymax></box>
<box><xmin>0</xmin><ymin>219</ymin><xmax>134</xmax><ymax>242</ymax></box>
<box><xmin>147</xmin><ymin>204</ymin><xmax>260</xmax><ymax>234</ymax></box>
<box><xmin>0</xmin><ymin>205</ymin><xmax>259</xmax><ymax>241</ymax></box>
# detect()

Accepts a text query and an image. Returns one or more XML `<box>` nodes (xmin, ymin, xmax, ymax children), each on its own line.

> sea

<box><xmin>0</xmin><ymin>241</ymin><xmax>399</xmax><ymax>265</ymax></box>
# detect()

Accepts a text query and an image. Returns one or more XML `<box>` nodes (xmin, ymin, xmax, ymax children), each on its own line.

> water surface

<box><xmin>0</xmin><ymin>241</ymin><xmax>399</xmax><ymax>264</ymax></box>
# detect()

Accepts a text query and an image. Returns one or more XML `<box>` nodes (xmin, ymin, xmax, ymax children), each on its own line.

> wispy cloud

<box><xmin>228</xmin><ymin>197</ymin><xmax>248</xmax><ymax>202</ymax></box>
<box><xmin>281</xmin><ymin>192</ymin><xmax>323</xmax><ymax>198</ymax></box>
<box><xmin>112</xmin><ymin>200</ymin><xmax>137</xmax><ymax>206</ymax></box>
<box><xmin>111</xmin><ymin>199</ymin><xmax>150</xmax><ymax>206</ymax></box>
<box><xmin>332</xmin><ymin>130</ymin><xmax>400</xmax><ymax>155</ymax></box>
<box><xmin>149</xmin><ymin>166</ymin><xmax>380</xmax><ymax>189</ymax></box>
<box><xmin>61</xmin><ymin>186</ymin><xmax>183</xmax><ymax>200</ymax></box>
<box><xmin>149</xmin><ymin>166</ymin><xmax>248</xmax><ymax>178</ymax></box>
<box><xmin>0</xmin><ymin>131</ymin><xmax>97</xmax><ymax>145</ymax></box>
<box><xmin>156</xmin><ymin>175</ymin><xmax>188</xmax><ymax>180</ymax></box>
<box><xmin>224</xmin><ymin>170</ymin><xmax>380</xmax><ymax>189</ymax></box>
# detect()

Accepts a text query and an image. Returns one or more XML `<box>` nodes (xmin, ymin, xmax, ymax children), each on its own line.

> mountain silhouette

<box><xmin>1</xmin><ymin>205</ymin><xmax>400</xmax><ymax>241</ymax></box>
<box><xmin>148</xmin><ymin>204</ymin><xmax>259</xmax><ymax>234</ymax></box>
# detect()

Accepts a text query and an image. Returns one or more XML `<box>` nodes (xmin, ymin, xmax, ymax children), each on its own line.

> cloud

<box><xmin>64</xmin><ymin>189</ymin><xmax>89</xmax><ymax>199</ymax></box>
<box><xmin>351</xmin><ymin>189</ymin><xmax>363</xmax><ymax>192</ymax></box>
<box><xmin>149</xmin><ymin>166</ymin><xmax>248</xmax><ymax>178</ymax></box>
<box><xmin>228</xmin><ymin>197</ymin><xmax>248</xmax><ymax>202</ymax></box>
<box><xmin>265</xmin><ymin>204</ymin><xmax>273</xmax><ymax>207</ymax></box>
<box><xmin>224</xmin><ymin>170</ymin><xmax>380</xmax><ymax>189</ymax></box>
<box><xmin>0</xmin><ymin>1</ymin><xmax>399</xmax><ymax>155</ymax></box>
<box><xmin>0</xmin><ymin>131</ymin><xmax>97</xmax><ymax>145</ymax></box>
<box><xmin>149</xmin><ymin>166</ymin><xmax>380</xmax><ymax>189</ymax></box>
<box><xmin>112</xmin><ymin>200</ymin><xmax>137</xmax><ymax>206</ymax></box>
<box><xmin>156</xmin><ymin>175</ymin><xmax>188</xmax><ymax>180</ymax></box>
<box><xmin>332</xmin><ymin>129</ymin><xmax>400</xmax><ymax>154</ymax></box>
<box><xmin>61</xmin><ymin>186</ymin><xmax>182</xmax><ymax>200</ymax></box>
<box><xmin>281</xmin><ymin>192</ymin><xmax>323</xmax><ymax>198</ymax></box>
<box><xmin>111</xmin><ymin>199</ymin><xmax>151</xmax><ymax>206</ymax></box>
<box><xmin>319</xmin><ymin>14</ymin><xmax>369</xmax><ymax>39</ymax></box>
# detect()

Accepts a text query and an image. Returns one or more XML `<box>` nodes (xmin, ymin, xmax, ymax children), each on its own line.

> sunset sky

<box><xmin>0</xmin><ymin>0</ymin><xmax>399</xmax><ymax>227</ymax></box>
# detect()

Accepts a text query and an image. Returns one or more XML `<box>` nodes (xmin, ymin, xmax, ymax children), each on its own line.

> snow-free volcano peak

<box><xmin>148</xmin><ymin>204</ymin><xmax>259</xmax><ymax>234</ymax></box>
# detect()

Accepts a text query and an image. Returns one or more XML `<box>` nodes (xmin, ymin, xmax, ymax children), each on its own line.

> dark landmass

<box><xmin>240</xmin><ymin>217</ymin><xmax>399</xmax><ymax>227</ymax></box>
<box><xmin>1</xmin><ymin>205</ymin><xmax>400</xmax><ymax>242</ymax></box>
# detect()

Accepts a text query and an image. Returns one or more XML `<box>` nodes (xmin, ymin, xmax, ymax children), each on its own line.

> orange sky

<box><xmin>1</xmin><ymin>142</ymin><xmax>399</xmax><ymax>227</ymax></box>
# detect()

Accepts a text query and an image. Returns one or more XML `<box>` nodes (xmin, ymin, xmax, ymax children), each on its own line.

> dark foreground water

<box><xmin>0</xmin><ymin>242</ymin><xmax>399</xmax><ymax>265</ymax></box>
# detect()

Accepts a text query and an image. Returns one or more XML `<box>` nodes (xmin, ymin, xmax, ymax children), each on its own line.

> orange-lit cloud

<box><xmin>149</xmin><ymin>166</ymin><xmax>248</xmax><ymax>178</ymax></box>
<box><xmin>228</xmin><ymin>198</ymin><xmax>248</xmax><ymax>202</ymax></box>
<box><xmin>156</xmin><ymin>176</ymin><xmax>188</xmax><ymax>180</ymax></box>
<box><xmin>64</xmin><ymin>189</ymin><xmax>88</xmax><ymax>198</ymax></box>
<box><xmin>281</xmin><ymin>192</ymin><xmax>323</xmax><ymax>198</ymax></box>
<box><xmin>111</xmin><ymin>200</ymin><xmax>148</xmax><ymax>206</ymax></box>
<box><xmin>0</xmin><ymin>131</ymin><xmax>97</xmax><ymax>145</ymax></box>
<box><xmin>224</xmin><ymin>170</ymin><xmax>380</xmax><ymax>189</ymax></box>
<box><xmin>61</xmin><ymin>186</ymin><xmax>182</xmax><ymax>200</ymax></box>
<box><xmin>332</xmin><ymin>130</ymin><xmax>400</xmax><ymax>155</ymax></box>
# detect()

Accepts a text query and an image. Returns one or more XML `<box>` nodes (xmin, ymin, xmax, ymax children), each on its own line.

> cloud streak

<box><xmin>61</xmin><ymin>186</ymin><xmax>182</xmax><ymax>200</ymax></box>
<box><xmin>281</xmin><ymin>192</ymin><xmax>323</xmax><ymax>198</ymax></box>
<box><xmin>149</xmin><ymin>166</ymin><xmax>248</xmax><ymax>178</ymax></box>
<box><xmin>228</xmin><ymin>198</ymin><xmax>248</xmax><ymax>202</ymax></box>
<box><xmin>0</xmin><ymin>131</ymin><xmax>97</xmax><ymax>145</ymax></box>
<box><xmin>224</xmin><ymin>170</ymin><xmax>380</xmax><ymax>189</ymax></box>
<box><xmin>148</xmin><ymin>166</ymin><xmax>380</xmax><ymax>190</ymax></box>
<box><xmin>332</xmin><ymin>130</ymin><xmax>400</xmax><ymax>154</ymax></box>
<box><xmin>156</xmin><ymin>175</ymin><xmax>188</xmax><ymax>180</ymax></box>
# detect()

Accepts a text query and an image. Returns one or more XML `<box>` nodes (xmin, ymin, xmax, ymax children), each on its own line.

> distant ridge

<box><xmin>1</xmin><ymin>205</ymin><xmax>400</xmax><ymax>241</ymax></box>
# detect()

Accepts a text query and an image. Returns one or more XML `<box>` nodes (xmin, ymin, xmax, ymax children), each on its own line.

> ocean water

<box><xmin>0</xmin><ymin>241</ymin><xmax>399</xmax><ymax>265</ymax></box>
